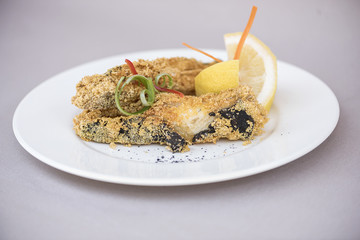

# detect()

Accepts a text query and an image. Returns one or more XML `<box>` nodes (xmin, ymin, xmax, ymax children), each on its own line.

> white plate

<box><xmin>13</xmin><ymin>49</ymin><xmax>339</xmax><ymax>186</ymax></box>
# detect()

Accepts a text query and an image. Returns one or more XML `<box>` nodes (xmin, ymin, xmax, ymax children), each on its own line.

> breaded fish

<box><xmin>73</xmin><ymin>86</ymin><xmax>267</xmax><ymax>152</ymax></box>
<box><xmin>73</xmin><ymin>110</ymin><xmax>189</xmax><ymax>152</ymax></box>
<box><xmin>71</xmin><ymin>57</ymin><xmax>213</xmax><ymax>110</ymax></box>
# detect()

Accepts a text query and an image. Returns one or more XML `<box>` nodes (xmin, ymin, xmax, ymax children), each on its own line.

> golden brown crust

<box><xmin>73</xmin><ymin>110</ymin><xmax>190</xmax><ymax>152</ymax></box>
<box><xmin>73</xmin><ymin>86</ymin><xmax>268</xmax><ymax>152</ymax></box>
<box><xmin>71</xmin><ymin>57</ymin><xmax>269</xmax><ymax>152</ymax></box>
<box><xmin>143</xmin><ymin>86</ymin><xmax>267</xmax><ymax>141</ymax></box>
<box><xmin>71</xmin><ymin>57</ymin><xmax>213</xmax><ymax>110</ymax></box>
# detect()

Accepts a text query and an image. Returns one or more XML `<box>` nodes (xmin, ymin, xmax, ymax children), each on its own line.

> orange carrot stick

<box><xmin>234</xmin><ymin>6</ymin><xmax>258</xmax><ymax>60</ymax></box>
<box><xmin>182</xmin><ymin>42</ymin><xmax>222</xmax><ymax>63</ymax></box>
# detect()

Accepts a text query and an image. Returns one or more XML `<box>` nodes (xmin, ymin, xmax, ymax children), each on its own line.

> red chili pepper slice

<box><xmin>125</xmin><ymin>59</ymin><xmax>138</xmax><ymax>75</ymax></box>
<box><xmin>155</xmin><ymin>85</ymin><xmax>184</xmax><ymax>98</ymax></box>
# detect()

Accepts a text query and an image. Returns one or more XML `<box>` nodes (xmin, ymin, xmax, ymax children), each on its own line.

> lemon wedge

<box><xmin>224</xmin><ymin>32</ymin><xmax>277</xmax><ymax>112</ymax></box>
<box><xmin>195</xmin><ymin>60</ymin><xmax>239</xmax><ymax>96</ymax></box>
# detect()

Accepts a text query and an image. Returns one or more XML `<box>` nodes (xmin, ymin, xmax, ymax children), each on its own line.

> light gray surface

<box><xmin>1</xmin><ymin>0</ymin><xmax>360</xmax><ymax>239</ymax></box>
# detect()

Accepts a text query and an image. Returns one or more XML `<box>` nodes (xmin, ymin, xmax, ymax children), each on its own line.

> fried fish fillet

<box><xmin>73</xmin><ymin>86</ymin><xmax>267</xmax><ymax>152</ymax></box>
<box><xmin>71</xmin><ymin>57</ymin><xmax>213</xmax><ymax>110</ymax></box>
<box><xmin>143</xmin><ymin>85</ymin><xmax>267</xmax><ymax>141</ymax></box>
<box><xmin>73</xmin><ymin>110</ymin><xmax>189</xmax><ymax>152</ymax></box>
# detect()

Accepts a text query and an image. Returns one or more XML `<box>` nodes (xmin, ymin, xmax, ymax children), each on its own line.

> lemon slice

<box><xmin>224</xmin><ymin>32</ymin><xmax>277</xmax><ymax>112</ymax></box>
<box><xmin>195</xmin><ymin>60</ymin><xmax>239</xmax><ymax>96</ymax></box>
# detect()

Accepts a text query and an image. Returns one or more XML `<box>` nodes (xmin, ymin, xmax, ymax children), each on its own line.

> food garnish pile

<box><xmin>72</xmin><ymin>6</ymin><xmax>277</xmax><ymax>153</ymax></box>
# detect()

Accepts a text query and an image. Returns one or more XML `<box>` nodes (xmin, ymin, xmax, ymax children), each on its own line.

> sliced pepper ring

<box><xmin>115</xmin><ymin>75</ymin><xmax>156</xmax><ymax>116</ymax></box>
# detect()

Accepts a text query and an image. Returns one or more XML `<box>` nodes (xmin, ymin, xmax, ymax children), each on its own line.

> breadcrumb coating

<box><xmin>143</xmin><ymin>85</ymin><xmax>267</xmax><ymax>140</ymax></box>
<box><xmin>73</xmin><ymin>86</ymin><xmax>267</xmax><ymax>152</ymax></box>
<box><xmin>73</xmin><ymin>110</ymin><xmax>190</xmax><ymax>152</ymax></box>
<box><xmin>71</xmin><ymin>57</ymin><xmax>213</xmax><ymax>110</ymax></box>
<box><xmin>71</xmin><ymin>57</ymin><xmax>269</xmax><ymax>152</ymax></box>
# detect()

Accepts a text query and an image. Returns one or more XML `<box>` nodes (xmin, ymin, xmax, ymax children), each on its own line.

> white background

<box><xmin>1</xmin><ymin>0</ymin><xmax>359</xmax><ymax>239</ymax></box>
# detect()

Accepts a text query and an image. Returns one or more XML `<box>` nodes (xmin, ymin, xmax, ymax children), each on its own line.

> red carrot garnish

<box><xmin>234</xmin><ymin>6</ymin><xmax>257</xmax><ymax>60</ymax></box>
<box><xmin>182</xmin><ymin>43</ymin><xmax>222</xmax><ymax>63</ymax></box>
